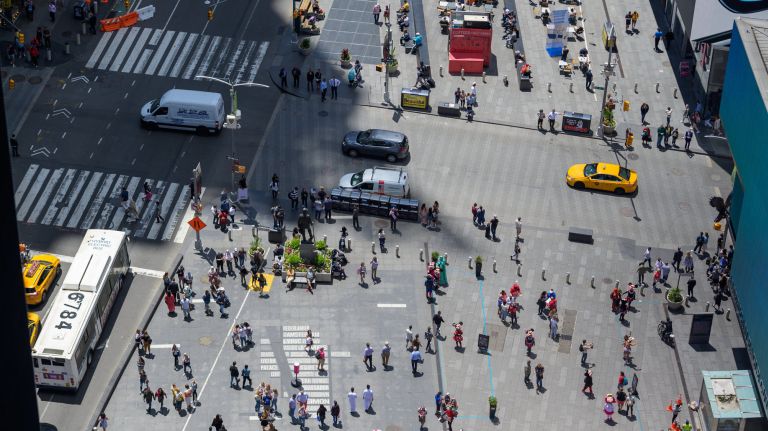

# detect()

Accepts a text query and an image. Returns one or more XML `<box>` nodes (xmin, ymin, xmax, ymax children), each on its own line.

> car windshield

<box><xmin>584</xmin><ymin>163</ymin><xmax>597</xmax><ymax>176</ymax></box>
<box><xmin>350</xmin><ymin>171</ymin><xmax>364</xmax><ymax>187</ymax></box>
<box><xmin>358</xmin><ymin>130</ymin><xmax>371</xmax><ymax>141</ymax></box>
<box><xmin>150</xmin><ymin>99</ymin><xmax>160</xmax><ymax>112</ymax></box>
<box><xmin>618</xmin><ymin>167</ymin><xmax>631</xmax><ymax>181</ymax></box>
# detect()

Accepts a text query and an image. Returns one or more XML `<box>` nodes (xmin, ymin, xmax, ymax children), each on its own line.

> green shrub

<box><xmin>667</xmin><ymin>286</ymin><xmax>683</xmax><ymax>303</ymax></box>
<box><xmin>489</xmin><ymin>396</ymin><xmax>497</xmax><ymax>408</ymax></box>
<box><xmin>248</xmin><ymin>238</ymin><xmax>261</xmax><ymax>255</ymax></box>
<box><xmin>315</xmin><ymin>239</ymin><xmax>327</xmax><ymax>251</ymax></box>
<box><xmin>315</xmin><ymin>252</ymin><xmax>330</xmax><ymax>270</ymax></box>
<box><xmin>285</xmin><ymin>251</ymin><xmax>302</xmax><ymax>269</ymax></box>
<box><xmin>299</xmin><ymin>38</ymin><xmax>311</xmax><ymax>49</ymax></box>
<box><xmin>286</xmin><ymin>237</ymin><xmax>301</xmax><ymax>251</ymax></box>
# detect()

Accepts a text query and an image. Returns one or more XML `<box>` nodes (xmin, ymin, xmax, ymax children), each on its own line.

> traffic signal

<box><xmin>623</xmin><ymin>100</ymin><xmax>630</xmax><ymax>111</ymax></box>
<box><xmin>207</xmin><ymin>7</ymin><xmax>214</xmax><ymax>21</ymax></box>
<box><xmin>17</xmin><ymin>32</ymin><xmax>25</xmax><ymax>44</ymax></box>
<box><xmin>124</xmin><ymin>0</ymin><xmax>130</xmax><ymax>9</ymax></box>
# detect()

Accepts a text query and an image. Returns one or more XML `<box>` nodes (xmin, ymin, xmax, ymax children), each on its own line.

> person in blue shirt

<box><xmin>654</xmin><ymin>29</ymin><xmax>663</xmax><ymax>51</ymax></box>
<box><xmin>413</xmin><ymin>32</ymin><xmax>423</xmax><ymax>48</ymax></box>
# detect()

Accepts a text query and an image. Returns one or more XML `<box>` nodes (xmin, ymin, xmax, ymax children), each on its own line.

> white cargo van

<box><xmin>339</xmin><ymin>167</ymin><xmax>410</xmax><ymax>198</ymax></box>
<box><xmin>140</xmin><ymin>89</ymin><xmax>225</xmax><ymax>135</ymax></box>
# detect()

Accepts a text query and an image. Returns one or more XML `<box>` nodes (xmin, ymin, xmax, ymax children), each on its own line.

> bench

<box><xmin>568</xmin><ymin>227</ymin><xmax>594</xmax><ymax>244</ymax></box>
<box><xmin>286</xmin><ymin>271</ymin><xmax>310</xmax><ymax>290</ymax></box>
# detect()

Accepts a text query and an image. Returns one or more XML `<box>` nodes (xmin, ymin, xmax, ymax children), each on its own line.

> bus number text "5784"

<box><xmin>54</xmin><ymin>292</ymin><xmax>85</xmax><ymax>330</ymax></box>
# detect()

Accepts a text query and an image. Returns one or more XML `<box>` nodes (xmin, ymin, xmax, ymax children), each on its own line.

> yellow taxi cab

<box><xmin>27</xmin><ymin>312</ymin><xmax>41</xmax><ymax>347</ymax></box>
<box><xmin>566</xmin><ymin>162</ymin><xmax>638</xmax><ymax>194</ymax></box>
<box><xmin>23</xmin><ymin>254</ymin><xmax>61</xmax><ymax>305</ymax></box>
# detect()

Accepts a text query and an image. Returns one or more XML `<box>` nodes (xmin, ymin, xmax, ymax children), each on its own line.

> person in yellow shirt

<box><xmin>399</xmin><ymin>1</ymin><xmax>410</xmax><ymax>13</ymax></box>
<box><xmin>631</xmin><ymin>11</ymin><xmax>639</xmax><ymax>30</ymax></box>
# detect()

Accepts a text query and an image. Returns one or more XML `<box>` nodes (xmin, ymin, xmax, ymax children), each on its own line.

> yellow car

<box><xmin>566</xmin><ymin>162</ymin><xmax>638</xmax><ymax>194</ymax></box>
<box><xmin>23</xmin><ymin>254</ymin><xmax>61</xmax><ymax>306</ymax></box>
<box><xmin>28</xmin><ymin>312</ymin><xmax>40</xmax><ymax>347</ymax></box>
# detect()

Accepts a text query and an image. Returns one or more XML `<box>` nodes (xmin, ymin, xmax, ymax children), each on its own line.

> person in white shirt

<box><xmin>547</xmin><ymin>109</ymin><xmax>559</xmax><ymax>130</ymax></box>
<box><xmin>348</xmin><ymin>387</ymin><xmax>358</xmax><ymax>413</ymax></box>
<box><xmin>363</xmin><ymin>385</ymin><xmax>374</xmax><ymax>412</ymax></box>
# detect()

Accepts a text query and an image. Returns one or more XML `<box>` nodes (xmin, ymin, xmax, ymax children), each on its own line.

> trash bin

<box><xmin>437</xmin><ymin>102</ymin><xmax>461</xmax><ymax>117</ymax></box>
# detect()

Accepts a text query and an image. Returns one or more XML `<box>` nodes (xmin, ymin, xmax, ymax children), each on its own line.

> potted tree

<box><xmin>299</xmin><ymin>38</ymin><xmax>311</xmax><ymax>56</ymax></box>
<box><xmin>314</xmin><ymin>251</ymin><xmax>333</xmax><ymax>283</ymax></box>
<box><xmin>602</xmin><ymin>106</ymin><xmax>616</xmax><ymax>135</ymax></box>
<box><xmin>666</xmin><ymin>286</ymin><xmax>684</xmax><ymax>312</ymax></box>
<box><xmin>340</xmin><ymin>48</ymin><xmax>352</xmax><ymax>68</ymax></box>
<box><xmin>475</xmin><ymin>256</ymin><xmax>483</xmax><ymax>278</ymax></box>
<box><xmin>488</xmin><ymin>395</ymin><xmax>497</xmax><ymax>419</ymax></box>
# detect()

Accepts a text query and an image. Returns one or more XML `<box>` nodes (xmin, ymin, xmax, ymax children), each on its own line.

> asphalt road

<box><xmin>6</xmin><ymin>0</ymin><xmax>290</xmax><ymax>429</ymax></box>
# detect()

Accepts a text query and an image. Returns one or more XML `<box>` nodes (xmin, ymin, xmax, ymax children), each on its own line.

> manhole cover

<box><xmin>62</xmin><ymin>31</ymin><xmax>72</xmax><ymax>38</ymax></box>
<box><xmin>678</xmin><ymin>202</ymin><xmax>691</xmax><ymax>212</ymax></box>
<box><xmin>28</xmin><ymin>76</ymin><xmax>42</xmax><ymax>84</ymax></box>
<box><xmin>10</xmin><ymin>74</ymin><xmax>25</xmax><ymax>83</ymax></box>
<box><xmin>602</xmin><ymin>277</ymin><xmax>613</xmax><ymax>284</ymax></box>
<box><xmin>620</xmin><ymin>207</ymin><xmax>634</xmax><ymax>217</ymax></box>
<box><xmin>711</xmin><ymin>174</ymin><xmax>722</xmax><ymax>181</ymax></box>
<box><xmin>627</xmin><ymin>153</ymin><xmax>639</xmax><ymax>160</ymax></box>
<box><xmin>670</xmin><ymin>167</ymin><xmax>684</xmax><ymax>176</ymax></box>
<box><xmin>199</xmin><ymin>336</ymin><xmax>213</xmax><ymax>346</ymax></box>
<box><xmin>374</xmin><ymin>220</ymin><xmax>388</xmax><ymax>228</ymax></box>
<box><xmin>319</xmin><ymin>110</ymin><xmax>328</xmax><ymax>117</ymax></box>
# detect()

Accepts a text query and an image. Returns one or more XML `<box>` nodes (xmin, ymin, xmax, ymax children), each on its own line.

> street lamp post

<box><xmin>597</xmin><ymin>24</ymin><xmax>617</xmax><ymax>139</ymax></box>
<box><xmin>195</xmin><ymin>75</ymin><xmax>268</xmax><ymax>197</ymax></box>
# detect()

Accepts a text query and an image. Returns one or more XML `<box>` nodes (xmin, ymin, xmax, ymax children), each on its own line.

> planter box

<box><xmin>315</xmin><ymin>271</ymin><xmax>332</xmax><ymax>284</ymax></box>
<box><xmin>666</xmin><ymin>293</ymin><xmax>684</xmax><ymax>312</ymax></box>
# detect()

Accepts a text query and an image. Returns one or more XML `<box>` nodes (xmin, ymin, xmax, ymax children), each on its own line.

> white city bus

<box><xmin>31</xmin><ymin>229</ymin><xmax>130</xmax><ymax>390</ymax></box>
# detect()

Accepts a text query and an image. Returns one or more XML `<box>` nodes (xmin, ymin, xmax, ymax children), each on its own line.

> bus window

<box><xmin>33</xmin><ymin>358</ymin><xmax>39</xmax><ymax>368</ymax></box>
<box><xmin>41</xmin><ymin>359</ymin><xmax>52</xmax><ymax>366</ymax></box>
<box><xmin>52</xmin><ymin>359</ymin><xmax>65</xmax><ymax>367</ymax></box>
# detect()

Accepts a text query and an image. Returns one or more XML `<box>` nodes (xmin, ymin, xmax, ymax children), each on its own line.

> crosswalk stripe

<box><xmin>109</xmin><ymin>176</ymin><xmax>141</xmax><ymax>230</ymax></box>
<box><xmin>133</xmin><ymin>180</ymin><xmax>163</xmax><ymax>237</ymax></box>
<box><xmin>14</xmin><ymin>163</ymin><xmax>39</xmax><ymax>210</ymax></box>
<box><xmin>80</xmin><ymin>173</ymin><xmax>116</xmax><ymax>229</ymax></box>
<box><xmin>85</xmin><ymin>31</ymin><xmax>114</xmax><ymax>69</ymax></box>
<box><xmin>161</xmin><ymin>185</ymin><xmax>189</xmax><ymax>241</ymax></box>
<box><xmin>147</xmin><ymin>28</ymin><xmax>163</xmax><ymax>45</ymax></box>
<box><xmin>41</xmin><ymin>168</ymin><xmax>77</xmax><ymax>225</ymax></box>
<box><xmin>145</xmin><ymin>30</ymin><xmax>176</xmax><ymax>76</ymax></box>
<box><xmin>94</xmin><ymin>174</ymin><xmax>128</xmax><ymax>229</ymax></box>
<box><xmin>54</xmin><ymin>171</ymin><xmax>90</xmax><ymax>227</ymax></box>
<box><xmin>194</xmin><ymin>36</ymin><xmax>222</xmax><ymax>79</ymax></box>
<box><xmin>248</xmin><ymin>41</ymin><xmax>269</xmax><ymax>83</ymax></box>
<box><xmin>147</xmin><ymin>182</ymin><xmax>178</xmax><ymax>240</ymax></box>
<box><xmin>109</xmin><ymin>27</ymin><xmax>141</xmax><ymax>72</ymax></box>
<box><xmin>17</xmin><ymin>168</ymin><xmax>50</xmax><ymax>221</ymax></box>
<box><xmin>132</xmin><ymin>29</ymin><xmax>161</xmax><ymax>74</ymax></box>
<box><xmin>234</xmin><ymin>41</ymin><xmax>257</xmax><ymax>83</ymax></box>
<box><xmin>208</xmin><ymin>37</ymin><xmax>233</xmax><ymax>78</ymax></box>
<box><xmin>121</xmin><ymin>27</ymin><xmax>152</xmax><ymax>73</ymax></box>
<box><xmin>169</xmin><ymin>33</ymin><xmax>198</xmax><ymax>78</ymax></box>
<box><xmin>158</xmin><ymin>31</ymin><xmax>187</xmax><ymax>77</ymax></box>
<box><xmin>182</xmin><ymin>34</ymin><xmax>210</xmax><ymax>80</ymax></box>
<box><xmin>26</xmin><ymin>168</ymin><xmax>64</xmax><ymax>224</ymax></box>
<box><xmin>223</xmin><ymin>40</ymin><xmax>246</xmax><ymax>80</ymax></box>
<box><xmin>97</xmin><ymin>27</ymin><xmax>129</xmax><ymax>70</ymax></box>
<box><xmin>66</xmin><ymin>172</ymin><xmax>103</xmax><ymax>228</ymax></box>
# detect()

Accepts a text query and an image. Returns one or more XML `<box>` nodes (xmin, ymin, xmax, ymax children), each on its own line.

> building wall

<box><xmin>720</xmin><ymin>22</ymin><xmax>768</xmax><ymax>411</ymax></box>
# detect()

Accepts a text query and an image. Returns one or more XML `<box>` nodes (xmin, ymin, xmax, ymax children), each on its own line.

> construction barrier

<box><xmin>136</xmin><ymin>5</ymin><xmax>156</xmax><ymax>21</ymax></box>
<box><xmin>99</xmin><ymin>11</ymin><xmax>139</xmax><ymax>32</ymax></box>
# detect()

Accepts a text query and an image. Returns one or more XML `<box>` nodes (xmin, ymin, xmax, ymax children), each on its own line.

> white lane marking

<box><xmin>173</xmin><ymin>186</ymin><xmax>205</xmax><ymax>243</ymax></box>
<box><xmin>132</xmin><ymin>267</ymin><xmax>166</xmax><ymax>278</ymax></box>
<box><xmin>66</xmin><ymin>172</ymin><xmax>103</xmax><ymax>228</ymax></box>
<box><xmin>330</xmin><ymin>351</ymin><xmax>351</xmax><ymax>357</ymax></box>
<box><xmin>133</xmin><ymin>180</ymin><xmax>164</xmax><ymax>237</ymax></box>
<box><xmin>26</xmin><ymin>168</ymin><xmax>64</xmax><ymax>223</ymax></box>
<box><xmin>147</xmin><ymin>183</ymin><xmax>179</xmax><ymax>240</ymax></box>
<box><xmin>169</xmin><ymin>33</ymin><xmax>198</xmax><ymax>78</ymax></box>
<box><xmin>132</xmin><ymin>48</ymin><xmax>154</xmax><ymax>74</ymax></box>
<box><xmin>160</xmin><ymin>184</ymin><xmax>189</xmax><ymax>241</ymax></box>
<box><xmin>223</xmin><ymin>40</ymin><xmax>246</xmax><ymax>80</ymax></box>
<box><xmin>94</xmin><ymin>174</ymin><xmax>128</xmax><ymax>229</ymax></box>
<box><xmin>109</xmin><ymin>27</ymin><xmax>141</xmax><ymax>72</ymax></box>
<box><xmin>247</xmin><ymin>41</ymin><xmax>269</xmax><ymax>83</ymax></box>
<box><xmin>97</xmin><ymin>27</ymin><xmax>129</xmax><ymax>70</ymax></box>
<box><xmin>377</xmin><ymin>303</ymin><xmax>407</xmax><ymax>308</ymax></box>
<box><xmin>149</xmin><ymin>344</ymin><xmax>181</xmax><ymax>349</ymax></box>
<box><xmin>121</xmin><ymin>27</ymin><xmax>152</xmax><ymax>73</ymax></box>
<box><xmin>148</xmin><ymin>28</ymin><xmax>163</xmax><ymax>45</ymax></box>
<box><xmin>234</xmin><ymin>41</ymin><xmax>257</xmax><ymax>83</ymax></box>
<box><xmin>158</xmin><ymin>31</ymin><xmax>187</xmax><ymax>77</ymax></box>
<box><xmin>182</xmin><ymin>34</ymin><xmax>210</xmax><ymax>80</ymax></box>
<box><xmin>80</xmin><ymin>173</ymin><xmax>117</xmax><ymax>229</ymax></box>
<box><xmin>54</xmin><ymin>171</ymin><xmax>90</xmax><ymax>226</ymax></box>
<box><xmin>145</xmin><ymin>30</ymin><xmax>176</xmax><ymax>75</ymax></box>
<box><xmin>194</xmin><ymin>36</ymin><xmax>222</xmax><ymax>79</ymax></box>
<box><xmin>108</xmin><ymin>176</ymin><xmax>141</xmax><ymax>230</ymax></box>
<box><xmin>714</xmin><ymin>186</ymin><xmax>721</xmax><ymax>198</ymax></box>
<box><xmin>208</xmin><ymin>37</ymin><xmax>232</xmax><ymax>77</ymax></box>
<box><xmin>14</xmin><ymin>164</ymin><xmax>40</xmax><ymax>210</ymax></box>
<box><xmin>162</xmin><ymin>0</ymin><xmax>183</xmax><ymax>32</ymax></box>
<box><xmin>85</xmin><ymin>32</ymin><xmax>114</xmax><ymax>69</ymax></box>
<box><xmin>41</xmin><ymin>168</ymin><xmax>76</xmax><ymax>225</ymax></box>
<box><xmin>17</xmin><ymin>168</ymin><xmax>50</xmax><ymax>221</ymax></box>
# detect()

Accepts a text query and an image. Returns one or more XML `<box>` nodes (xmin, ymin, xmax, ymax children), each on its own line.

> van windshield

<box><xmin>150</xmin><ymin>99</ymin><xmax>160</xmax><ymax>112</ymax></box>
<box><xmin>350</xmin><ymin>171</ymin><xmax>364</xmax><ymax>187</ymax></box>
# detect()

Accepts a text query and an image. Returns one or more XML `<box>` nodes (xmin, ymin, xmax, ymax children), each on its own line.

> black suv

<box><xmin>341</xmin><ymin>129</ymin><xmax>409</xmax><ymax>162</ymax></box>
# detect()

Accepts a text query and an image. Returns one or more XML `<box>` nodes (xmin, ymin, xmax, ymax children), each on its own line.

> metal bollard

<box><xmin>517</xmin><ymin>263</ymin><xmax>522</xmax><ymax>276</ymax></box>
<box><xmin>705</xmin><ymin>301</ymin><xmax>711</xmax><ymax>312</ymax></box>
<box><xmin>673</xmin><ymin>88</ymin><xmax>678</xmax><ymax>98</ymax></box>
<box><xmin>396</xmin><ymin>245</ymin><xmax>400</xmax><ymax>258</ymax></box>
<box><xmin>76</xmin><ymin>32</ymin><xmax>82</xmax><ymax>45</ymax></box>
<box><xmin>482</xmin><ymin>71</ymin><xmax>486</xmax><ymax>83</ymax></box>
<box><xmin>685</xmin><ymin>296</ymin><xmax>689</xmax><ymax>307</ymax></box>
<box><xmin>444</xmin><ymin>253</ymin><xmax>448</xmax><ymax>264</ymax></box>
<box><xmin>64</xmin><ymin>43</ymin><xmax>70</xmax><ymax>55</ymax></box>
<box><xmin>372</xmin><ymin>242</ymin><xmax>375</xmax><ymax>253</ymax></box>
<box><xmin>419</xmin><ymin>249</ymin><xmax>424</xmax><ymax>261</ymax></box>
<box><xmin>547</xmin><ymin>82</ymin><xmax>552</xmax><ymax>92</ymax></box>
<box><xmin>541</xmin><ymin>267</ymin><xmax>546</xmax><ymax>280</ymax></box>
<box><xmin>347</xmin><ymin>238</ymin><xmax>352</xmax><ymax>251</ymax></box>
<box><xmin>569</xmin><ymin>82</ymin><xmax>573</xmax><ymax>93</ymax></box>
<box><xmin>726</xmin><ymin>309</ymin><xmax>731</xmax><ymax>320</ymax></box>
<box><xmin>590</xmin><ymin>276</ymin><xmax>595</xmax><ymax>288</ymax></box>
<box><xmin>566</xmin><ymin>272</ymin><xmax>571</xmax><ymax>284</ymax></box>
<box><xmin>634</xmin><ymin>82</ymin><xmax>638</xmax><ymax>93</ymax></box>
<box><xmin>323</xmin><ymin>234</ymin><xmax>327</xmax><ymax>244</ymax></box>
<box><xmin>46</xmin><ymin>49</ymin><xmax>52</xmax><ymax>62</ymax></box>
<box><xmin>468</xmin><ymin>256</ymin><xmax>472</xmax><ymax>269</ymax></box>
<box><xmin>228</xmin><ymin>229</ymin><xmax>232</xmax><ymax>241</ymax></box>
<box><xmin>439</xmin><ymin>65</ymin><xmax>443</xmax><ymax>77</ymax></box>
<box><xmin>461</xmin><ymin>68</ymin><xmax>465</xmax><ymax>79</ymax></box>
<box><xmin>493</xmin><ymin>258</ymin><xmax>497</xmax><ymax>272</ymax></box>
<box><xmin>82</xmin><ymin>22</ymin><xmax>87</xmax><ymax>35</ymax></box>
<box><xmin>655</xmin><ymin>82</ymin><xmax>660</xmax><ymax>93</ymax></box>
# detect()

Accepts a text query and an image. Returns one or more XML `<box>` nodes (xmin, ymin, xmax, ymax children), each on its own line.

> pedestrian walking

<box><xmin>684</xmin><ymin>128</ymin><xmax>693</xmax><ymax>151</ymax></box>
<box><xmin>292</xmin><ymin>66</ymin><xmax>301</xmax><ymax>87</ymax></box>
<box><xmin>363</xmin><ymin>343</ymin><xmax>374</xmax><ymax>370</ymax></box>
<box><xmin>490</xmin><ymin>215</ymin><xmax>499</xmax><ymax>240</ymax></box>
<box><xmin>579</xmin><ymin>339</ymin><xmax>593</xmax><ymax>365</ymax></box>
<box><xmin>671</xmin><ymin>397</ymin><xmax>683</xmax><ymax>422</ymax></box>
<box><xmin>424</xmin><ymin>327</ymin><xmax>433</xmax><ymax>353</ymax></box>
<box><xmin>24</xmin><ymin>0</ymin><xmax>35</xmax><ymax>20</ymax></box>
<box><xmin>410</xmin><ymin>348</ymin><xmax>422</xmax><ymax>374</ymax></box>
<box><xmin>88</xmin><ymin>11</ymin><xmax>97</xmax><ymax>34</ymax></box>
<box><xmin>240</xmin><ymin>364</ymin><xmax>251</xmax><ymax>388</ymax></box>
<box><xmin>320</xmin><ymin>78</ymin><xmax>328</xmax><ymax>101</ymax></box>
<box><xmin>547</xmin><ymin>109</ymin><xmax>559</xmax><ymax>130</ymax></box>
<box><xmin>288</xmin><ymin>394</ymin><xmax>297</xmax><ymax>423</ymax></box>
<box><xmin>352</xmin><ymin>203</ymin><xmax>360</xmax><ymax>229</ymax></box>
<box><xmin>229</xmin><ymin>361</ymin><xmax>240</xmax><ymax>387</ymax></box>
<box><xmin>279</xmin><ymin>68</ymin><xmax>288</xmax><ymax>88</ymax></box>
<box><xmin>631</xmin><ymin>11</ymin><xmax>639</xmax><ymax>29</ymax></box>
<box><xmin>624</xmin><ymin>11</ymin><xmax>632</xmax><ymax>32</ymax></box>
<box><xmin>357</xmin><ymin>261</ymin><xmax>367</xmax><ymax>284</ymax></box>
<box><xmin>535</xmin><ymin>363</ymin><xmax>545</xmax><ymax>391</ymax></box>
<box><xmin>683</xmin><ymin>251</ymin><xmax>694</xmax><ymax>273</ymax></box>
<box><xmin>317</xmin><ymin>404</ymin><xmax>328</xmax><ymax>427</ymax></box>
<box><xmin>306</xmin><ymin>69</ymin><xmax>315</xmax><ymax>91</ymax></box>
<box><xmin>687</xmin><ymin>278</ymin><xmax>697</xmax><ymax>298</ymax></box>
<box><xmin>139</xmin><ymin>369</ymin><xmax>148</xmax><ymax>392</ymax></box>
<box><xmin>48</xmin><ymin>0</ymin><xmax>56</xmax><ymax>22</ymax></box>
<box><xmin>315</xmin><ymin>68</ymin><xmax>322</xmax><ymax>90</ymax></box>
<box><xmin>183</xmin><ymin>384</ymin><xmax>193</xmax><ymax>410</ymax></box>
<box><xmin>373</xmin><ymin>2</ymin><xmax>381</xmax><ymax>24</ymax></box>
<box><xmin>142</xmin><ymin>331</ymin><xmax>152</xmax><ymax>356</ymax></box>
<box><xmin>316</xmin><ymin>346</ymin><xmax>326</xmax><ymax>371</ymax></box>
<box><xmin>389</xmin><ymin>206</ymin><xmax>398</xmax><ymax>231</ymax></box>
<box><xmin>182</xmin><ymin>353</ymin><xmax>191</xmax><ymax>374</ymax></box>
<box><xmin>181</xmin><ymin>297</ymin><xmax>191</xmax><ymax>320</ymax></box>
<box><xmin>378</xmin><ymin>228</ymin><xmax>386</xmax><ymax>252</ymax></box>
<box><xmin>155</xmin><ymin>387</ymin><xmax>167</xmax><ymax>411</ymax></box>
<box><xmin>604</xmin><ymin>394</ymin><xmax>616</xmax><ymax>422</ymax></box>
<box><xmin>537</xmin><ymin>109</ymin><xmax>545</xmax><ymax>129</ymax></box>
<box><xmin>192</xmin><ymin>380</ymin><xmax>198</xmax><ymax>404</ymax></box>
<box><xmin>172</xmin><ymin>344</ymin><xmax>181</xmax><ymax>368</ymax></box>
<box><xmin>433</xmin><ymin>311</ymin><xmax>444</xmax><ymax>337</ymax></box>
<box><xmin>406</xmin><ymin>325</ymin><xmax>414</xmax><ymax>350</ymax></box>
<box><xmin>380</xmin><ymin>341</ymin><xmax>391</xmax><ymax>367</ymax></box>
<box><xmin>524</xmin><ymin>329</ymin><xmax>535</xmax><ymax>354</ymax></box>
<box><xmin>582</xmin><ymin>369</ymin><xmax>594</xmax><ymax>394</ymax></box>
<box><xmin>585</xmin><ymin>67</ymin><xmax>593</xmax><ymax>90</ymax></box>
<box><xmin>211</xmin><ymin>414</ymin><xmax>224</xmax><ymax>431</ymax></box>
<box><xmin>9</xmin><ymin>134</ymin><xmax>19</xmax><ymax>157</ymax></box>
<box><xmin>330</xmin><ymin>76</ymin><xmax>340</xmax><ymax>99</ymax></box>
<box><xmin>363</xmin><ymin>385</ymin><xmax>374</xmax><ymax>412</ymax></box>
<box><xmin>331</xmin><ymin>401</ymin><xmax>341</xmax><ymax>426</ymax></box>
<box><xmin>549</xmin><ymin>316</ymin><xmax>558</xmax><ymax>339</ymax></box>
<box><xmin>640</xmin><ymin>102</ymin><xmax>650</xmax><ymax>124</ymax></box>
<box><xmin>348</xmin><ymin>388</ymin><xmax>357</xmax><ymax>414</ymax></box>
<box><xmin>627</xmin><ymin>392</ymin><xmax>636</xmax><ymax>417</ymax></box>
<box><xmin>654</xmin><ymin>28</ymin><xmax>663</xmax><ymax>51</ymax></box>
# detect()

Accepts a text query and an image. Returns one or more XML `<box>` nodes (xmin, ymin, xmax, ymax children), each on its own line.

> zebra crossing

<box><xmin>277</xmin><ymin>326</ymin><xmax>331</xmax><ymax>415</ymax></box>
<box><xmin>85</xmin><ymin>27</ymin><xmax>270</xmax><ymax>82</ymax></box>
<box><xmin>14</xmin><ymin>164</ymin><xmax>192</xmax><ymax>242</ymax></box>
